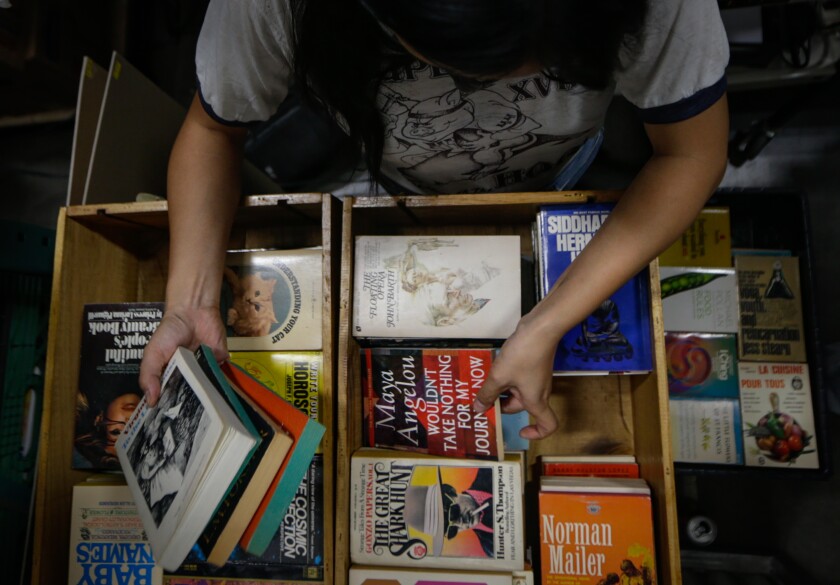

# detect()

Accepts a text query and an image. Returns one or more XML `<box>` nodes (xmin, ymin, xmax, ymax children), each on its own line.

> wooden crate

<box><xmin>30</xmin><ymin>194</ymin><xmax>341</xmax><ymax>585</ymax></box>
<box><xmin>335</xmin><ymin>192</ymin><xmax>681</xmax><ymax>585</ymax></box>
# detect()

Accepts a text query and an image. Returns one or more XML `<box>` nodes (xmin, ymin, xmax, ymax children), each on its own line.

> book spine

<box><xmin>542</xmin><ymin>462</ymin><xmax>640</xmax><ymax>478</ymax></box>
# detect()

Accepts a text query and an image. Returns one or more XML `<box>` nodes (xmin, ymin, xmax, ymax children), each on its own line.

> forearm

<box><xmin>166</xmin><ymin>97</ymin><xmax>246</xmax><ymax>311</ymax></box>
<box><xmin>527</xmin><ymin>97</ymin><xmax>729</xmax><ymax>341</ymax></box>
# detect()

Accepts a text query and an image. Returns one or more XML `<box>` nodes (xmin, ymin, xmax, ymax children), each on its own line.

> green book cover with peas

<box><xmin>537</xmin><ymin>203</ymin><xmax>653</xmax><ymax>374</ymax></box>
<box><xmin>659</xmin><ymin>266</ymin><xmax>739</xmax><ymax>334</ymax></box>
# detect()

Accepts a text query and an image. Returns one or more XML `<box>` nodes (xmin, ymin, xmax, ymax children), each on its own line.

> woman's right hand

<box><xmin>139</xmin><ymin>305</ymin><xmax>229</xmax><ymax>406</ymax></box>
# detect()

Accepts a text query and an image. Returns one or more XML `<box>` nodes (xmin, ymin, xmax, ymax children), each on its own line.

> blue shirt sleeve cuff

<box><xmin>636</xmin><ymin>76</ymin><xmax>727</xmax><ymax>125</ymax></box>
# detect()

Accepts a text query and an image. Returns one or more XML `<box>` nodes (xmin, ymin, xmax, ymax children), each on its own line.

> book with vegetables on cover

<box><xmin>536</xmin><ymin>203</ymin><xmax>652</xmax><ymax>374</ymax></box>
<box><xmin>350</xmin><ymin>448</ymin><xmax>524</xmax><ymax>571</ymax></box>
<box><xmin>221</xmin><ymin>360</ymin><xmax>326</xmax><ymax>557</ymax></box>
<box><xmin>362</xmin><ymin>347</ymin><xmax>504</xmax><ymax>460</ymax></box>
<box><xmin>115</xmin><ymin>347</ymin><xmax>257</xmax><ymax>572</ymax></box>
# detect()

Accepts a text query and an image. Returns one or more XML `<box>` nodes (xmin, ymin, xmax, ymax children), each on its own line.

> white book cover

<box><xmin>660</xmin><ymin>267</ymin><xmax>739</xmax><ymax>333</ymax></box>
<box><xmin>353</xmin><ymin>235</ymin><xmax>521</xmax><ymax>339</ymax></box>
<box><xmin>349</xmin><ymin>449</ymin><xmax>524</xmax><ymax>571</ymax></box>
<box><xmin>350</xmin><ymin>565</ymin><xmax>515</xmax><ymax>585</ymax></box>
<box><xmin>222</xmin><ymin>247</ymin><xmax>323</xmax><ymax>351</ymax></box>
<box><xmin>68</xmin><ymin>482</ymin><xmax>162</xmax><ymax>585</ymax></box>
<box><xmin>116</xmin><ymin>347</ymin><xmax>256</xmax><ymax>571</ymax></box>
<box><xmin>739</xmin><ymin>362</ymin><xmax>819</xmax><ymax>469</ymax></box>
<box><xmin>669</xmin><ymin>398</ymin><xmax>743</xmax><ymax>465</ymax></box>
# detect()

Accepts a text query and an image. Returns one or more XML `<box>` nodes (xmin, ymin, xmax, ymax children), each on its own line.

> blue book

<box><xmin>537</xmin><ymin>203</ymin><xmax>653</xmax><ymax>374</ymax></box>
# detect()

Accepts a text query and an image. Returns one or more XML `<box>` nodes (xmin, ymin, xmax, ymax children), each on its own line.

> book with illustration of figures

<box><xmin>361</xmin><ymin>347</ymin><xmax>504</xmax><ymax>460</ymax></box>
<box><xmin>349</xmin><ymin>448</ymin><xmax>524</xmax><ymax>571</ymax></box>
<box><xmin>221</xmin><ymin>248</ymin><xmax>323</xmax><ymax>351</ymax></box>
<box><xmin>74</xmin><ymin>302</ymin><xmax>164</xmax><ymax>471</ymax></box>
<box><xmin>352</xmin><ymin>235</ymin><xmax>522</xmax><ymax>340</ymax></box>
<box><xmin>115</xmin><ymin>346</ymin><xmax>257</xmax><ymax>572</ymax></box>
<box><xmin>535</xmin><ymin>204</ymin><xmax>653</xmax><ymax>374</ymax></box>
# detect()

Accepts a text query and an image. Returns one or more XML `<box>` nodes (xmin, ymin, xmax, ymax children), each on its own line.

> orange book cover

<box><xmin>220</xmin><ymin>361</ymin><xmax>325</xmax><ymax>557</ymax></box>
<box><xmin>538</xmin><ymin>481</ymin><xmax>655</xmax><ymax>585</ymax></box>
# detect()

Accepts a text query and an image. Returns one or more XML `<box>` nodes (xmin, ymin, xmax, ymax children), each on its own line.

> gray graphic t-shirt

<box><xmin>196</xmin><ymin>0</ymin><xmax>729</xmax><ymax>194</ymax></box>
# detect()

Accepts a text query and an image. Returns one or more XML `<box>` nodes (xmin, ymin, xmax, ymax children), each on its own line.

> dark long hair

<box><xmin>290</xmin><ymin>0</ymin><xmax>647</xmax><ymax>184</ymax></box>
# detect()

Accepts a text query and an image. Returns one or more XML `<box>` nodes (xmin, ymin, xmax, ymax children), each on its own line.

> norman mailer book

<box><xmin>115</xmin><ymin>347</ymin><xmax>257</xmax><ymax>572</ymax></box>
<box><xmin>350</xmin><ymin>449</ymin><xmax>524</xmax><ymax>571</ymax></box>
<box><xmin>353</xmin><ymin>235</ymin><xmax>521</xmax><ymax>340</ymax></box>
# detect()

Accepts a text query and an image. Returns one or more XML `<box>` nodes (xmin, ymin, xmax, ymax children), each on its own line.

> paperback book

<box><xmin>739</xmin><ymin>362</ymin><xmax>818</xmax><ymax>469</ymax></box>
<box><xmin>670</xmin><ymin>398</ymin><xmax>744</xmax><ymax>465</ymax></box>
<box><xmin>660</xmin><ymin>267</ymin><xmax>739</xmax><ymax>334</ymax></box>
<box><xmin>665</xmin><ymin>333</ymin><xmax>739</xmax><ymax>399</ymax></box>
<box><xmin>350</xmin><ymin>565</ymin><xmax>522</xmax><ymax>585</ymax></box>
<box><xmin>74</xmin><ymin>302</ymin><xmax>163</xmax><ymax>470</ymax></box>
<box><xmin>541</xmin><ymin>455</ymin><xmax>640</xmax><ymax>479</ymax></box>
<box><xmin>538</xmin><ymin>477</ymin><xmax>656</xmax><ymax>585</ymax></box>
<box><xmin>536</xmin><ymin>203</ymin><xmax>653</xmax><ymax>374</ymax></box>
<box><xmin>221</xmin><ymin>247</ymin><xmax>323</xmax><ymax>351</ymax></box>
<box><xmin>68</xmin><ymin>478</ymin><xmax>162</xmax><ymax>585</ymax></box>
<box><xmin>115</xmin><ymin>347</ymin><xmax>257</xmax><ymax>572</ymax></box>
<box><xmin>221</xmin><ymin>361</ymin><xmax>326</xmax><ymax>556</ymax></box>
<box><xmin>735</xmin><ymin>255</ymin><xmax>807</xmax><ymax>362</ymax></box>
<box><xmin>353</xmin><ymin>235</ymin><xmax>522</xmax><ymax>340</ymax></box>
<box><xmin>362</xmin><ymin>347</ymin><xmax>504</xmax><ymax>460</ymax></box>
<box><xmin>658</xmin><ymin>206</ymin><xmax>732</xmax><ymax>267</ymax></box>
<box><xmin>350</xmin><ymin>448</ymin><xmax>525</xmax><ymax>571</ymax></box>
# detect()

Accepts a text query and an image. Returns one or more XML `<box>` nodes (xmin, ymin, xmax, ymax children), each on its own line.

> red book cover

<box><xmin>362</xmin><ymin>347</ymin><xmax>504</xmax><ymax>461</ymax></box>
<box><xmin>542</xmin><ymin>462</ymin><xmax>640</xmax><ymax>479</ymax></box>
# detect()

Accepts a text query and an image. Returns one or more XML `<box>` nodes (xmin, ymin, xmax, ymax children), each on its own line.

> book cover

<box><xmin>68</xmin><ymin>480</ymin><xmax>162</xmax><ymax>585</ymax></box>
<box><xmin>353</xmin><ymin>235</ymin><xmax>522</xmax><ymax>340</ymax></box>
<box><xmin>115</xmin><ymin>347</ymin><xmax>257</xmax><ymax>571</ymax></box>
<box><xmin>739</xmin><ymin>362</ymin><xmax>818</xmax><ymax>468</ymax></box>
<box><xmin>74</xmin><ymin>302</ymin><xmax>163</xmax><ymax>470</ymax></box>
<box><xmin>735</xmin><ymin>255</ymin><xmax>807</xmax><ymax>362</ymax></box>
<box><xmin>349</xmin><ymin>448</ymin><xmax>525</xmax><ymax>571</ymax></box>
<box><xmin>502</xmin><ymin>411</ymin><xmax>530</xmax><ymax>452</ymax></box>
<box><xmin>221</xmin><ymin>248</ymin><xmax>323</xmax><ymax>351</ymax></box>
<box><xmin>191</xmin><ymin>347</ymin><xmax>293</xmax><ymax>567</ymax></box>
<box><xmin>658</xmin><ymin>206</ymin><xmax>732</xmax><ymax>267</ymax></box>
<box><xmin>221</xmin><ymin>361</ymin><xmax>326</xmax><ymax>557</ymax></box>
<box><xmin>170</xmin><ymin>455</ymin><xmax>325</xmax><ymax>582</ymax></box>
<box><xmin>669</xmin><ymin>398</ymin><xmax>744</xmax><ymax>465</ymax></box>
<box><xmin>538</xmin><ymin>477</ymin><xmax>656</xmax><ymax>585</ymax></box>
<box><xmin>665</xmin><ymin>333</ymin><xmax>738</xmax><ymax>399</ymax></box>
<box><xmin>541</xmin><ymin>455</ymin><xmax>639</xmax><ymax>479</ymax></box>
<box><xmin>362</xmin><ymin>347</ymin><xmax>504</xmax><ymax>461</ymax></box>
<box><xmin>660</xmin><ymin>267</ymin><xmax>739</xmax><ymax>334</ymax></box>
<box><xmin>350</xmin><ymin>565</ymin><xmax>517</xmax><ymax>584</ymax></box>
<box><xmin>536</xmin><ymin>204</ymin><xmax>653</xmax><ymax>374</ymax></box>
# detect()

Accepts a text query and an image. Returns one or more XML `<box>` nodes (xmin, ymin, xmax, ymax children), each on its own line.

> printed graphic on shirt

<box><xmin>377</xmin><ymin>63</ymin><xmax>603</xmax><ymax>193</ymax></box>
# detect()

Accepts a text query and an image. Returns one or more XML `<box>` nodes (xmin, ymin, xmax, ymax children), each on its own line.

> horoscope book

<box><xmin>349</xmin><ymin>449</ymin><xmax>524</xmax><ymax>571</ymax></box>
<box><xmin>738</xmin><ymin>362</ymin><xmax>819</xmax><ymax>469</ymax></box>
<box><xmin>538</xmin><ymin>476</ymin><xmax>656</xmax><ymax>585</ymax></box>
<box><xmin>221</xmin><ymin>247</ymin><xmax>323</xmax><ymax>351</ymax></box>
<box><xmin>362</xmin><ymin>347</ymin><xmax>504</xmax><ymax>461</ymax></box>
<box><xmin>735</xmin><ymin>255</ymin><xmax>807</xmax><ymax>362</ymax></box>
<box><xmin>536</xmin><ymin>203</ymin><xmax>652</xmax><ymax>374</ymax></box>
<box><xmin>352</xmin><ymin>235</ymin><xmax>522</xmax><ymax>340</ymax></box>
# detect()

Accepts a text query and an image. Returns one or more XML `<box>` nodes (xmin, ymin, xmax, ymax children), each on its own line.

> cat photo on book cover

<box><xmin>124</xmin><ymin>366</ymin><xmax>209</xmax><ymax>526</ymax></box>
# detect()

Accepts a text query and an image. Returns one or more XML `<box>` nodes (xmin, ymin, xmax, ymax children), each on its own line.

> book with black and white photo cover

<box><xmin>115</xmin><ymin>346</ymin><xmax>257</xmax><ymax>571</ymax></box>
<box><xmin>353</xmin><ymin>235</ymin><xmax>522</xmax><ymax>340</ymax></box>
<box><xmin>67</xmin><ymin>477</ymin><xmax>162</xmax><ymax>585</ymax></box>
<box><xmin>221</xmin><ymin>247</ymin><xmax>323</xmax><ymax>351</ymax></box>
<box><xmin>349</xmin><ymin>448</ymin><xmax>524</xmax><ymax>571</ymax></box>
<box><xmin>74</xmin><ymin>302</ymin><xmax>163</xmax><ymax>471</ymax></box>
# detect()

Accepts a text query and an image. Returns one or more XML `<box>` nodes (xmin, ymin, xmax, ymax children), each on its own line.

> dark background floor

<box><xmin>2</xmin><ymin>1</ymin><xmax>839</xmax><ymax>584</ymax></box>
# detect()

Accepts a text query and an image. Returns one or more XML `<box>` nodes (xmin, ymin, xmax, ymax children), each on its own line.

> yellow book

<box><xmin>658</xmin><ymin>206</ymin><xmax>732</xmax><ymax>267</ymax></box>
